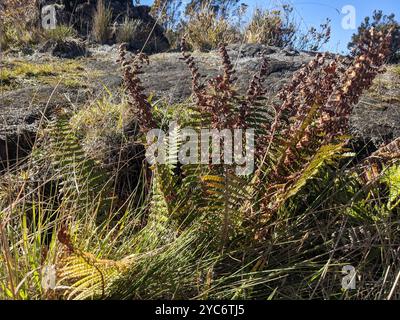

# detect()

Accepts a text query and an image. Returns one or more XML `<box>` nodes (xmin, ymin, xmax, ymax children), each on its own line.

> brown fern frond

<box><xmin>362</xmin><ymin>137</ymin><xmax>400</xmax><ymax>181</ymax></box>
<box><xmin>180</xmin><ymin>37</ymin><xmax>207</xmax><ymax>105</ymax></box>
<box><xmin>219</xmin><ymin>43</ymin><xmax>237</xmax><ymax>88</ymax></box>
<box><xmin>118</xmin><ymin>43</ymin><xmax>155</xmax><ymax>133</ymax></box>
<box><xmin>181</xmin><ymin>40</ymin><xmax>239</xmax><ymax>129</ymax></box>
<box><xmin>320</xmin><ymin>28</ymin><xmax>393</xmax><ymax>141</ymax></box>
<box><xmin>247</xmin><ymin>54</ymin><xmax>269</xmax><ymax>100</ymax></box>
<box><xmin>266</xmin><ymin>28</ymin><xmax>392</xmax><ymax>177</ymax></box>
<box><xmin>369</xmin><ymin>137</ymin><xmax>400</xmax><ymax>162</ymax></box>
<box><xmin>238</xmin><ymin>54</ymin><xmax>270</xmax><ymax>129</ymax></box>
<box><xmin>256</xmin><ymin>54</ymin><xmax>328</xmax><ymax>161</ymax></box>
<box><xmin>58</xmin><ymin>224</ymin><xmax>75</xmax><ymax>254</ymax></box>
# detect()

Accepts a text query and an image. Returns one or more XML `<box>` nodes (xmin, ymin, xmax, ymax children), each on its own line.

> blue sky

<box><xmin>140</xmin><ymin>0</ymin><xmax>400</xmax><ymax>53</ymax></box>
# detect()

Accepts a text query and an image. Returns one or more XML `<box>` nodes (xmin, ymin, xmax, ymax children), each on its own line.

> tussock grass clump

<box><xmin>43</xmin><ymin>25</ymin><xmax>77</xmax><ymax>42</ymax></box>
<box><xmin>116</xmin><ymin>18</ymin><xmax>142</xmax><ymax>46</ymax></box>
<box><xmin>92</xmin><ymin>0</ymin><xmax>113</xmax><ymax>44</ymax></box>
<box><xmin>185</xmin><ymin>4</ymin><xmax>239</xmax><ymax>51</ymax></box>
<box><xmin>70</xmin><ymin>95</ymin><xmax>132</xmax><ymax>162</ymax></box>
<box><xmin>245</xmin><ymin>7</ymin><xmax>296</xmax><ymax>47</ymax></box>
<box><xmin>245</xmin><ymin>5</ymin><xmax>331</xmax><ymax>51</ymax></box>
<box><xmin>0</xmin><ymin>25</ymin><xmax>40</xmax><ymax>51</ymax></box>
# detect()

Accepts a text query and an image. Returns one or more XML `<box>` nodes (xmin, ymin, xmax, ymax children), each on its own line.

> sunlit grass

<box><xmin>0</xmin><ymin>59</ymin><xmax>101</xmax><ymax>91</ymax></box>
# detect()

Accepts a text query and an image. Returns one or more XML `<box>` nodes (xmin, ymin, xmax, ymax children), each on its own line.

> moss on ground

<box><xmin>0</xmin><ymin>59</ymin><xmax>101</xmax><ymax>91</ymax></box>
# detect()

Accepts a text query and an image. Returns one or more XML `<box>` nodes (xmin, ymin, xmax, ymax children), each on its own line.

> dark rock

<box><xmin>351</xmin><ymin>97</ymin><xmax>400</xmax><ymax>146</ymax></box>
<box><xmin>52</xmin><ymin>38</ymin><xmax>87</xmax><ymax>58</ymax></box>
<box><xmin>123</xmin><ymin>22</ymin><xmax>170</xmax><ymax>54</ymax></box>
<box><xmin>227</xmin><ymin>43</ymin><xmax>277</xmax><ymax>58</ymax></box>
<box><xmin>39</xmin><ymin>38</ymin><xmax>87</xmax><ymax>58</ymax></box>
<box><xmin>0</xmin><ymin>131</ymin><xmax>35</xmax><ymax>171</ymax></box>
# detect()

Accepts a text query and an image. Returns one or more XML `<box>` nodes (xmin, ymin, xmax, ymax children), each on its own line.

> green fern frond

<box><xmin>59</xmin><ymin>252</ymin><xmax>130</xmax><ymax>300</ymax></box>
<box><xmin>199</xmin><ymin>169</ymin><xmax>251</xmax><ymax>246</ymax></box>
<box><xmin>48</xmin><ymin>117</ymin><xmax>112</xmax><ymax>214</ymax></box>
<box><xmin>143</xmin><ymin>166</ymin><xmax>180</xmax><ymax>246</ymax></box>
<box><xmin>275</xmin><ymin>142</ymin><xmax>349</xmax><ymax>207</ymax></box>
<box><xmin>381</xmin><ymin>164</ymin><xmax>400</xmax><ymax>210</ymax></box>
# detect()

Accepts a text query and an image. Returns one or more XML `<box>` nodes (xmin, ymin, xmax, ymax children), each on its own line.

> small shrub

<box><xmin>92</xmin><ymin>0</ymin><xmax>113</xmax><ymax>44</ymax></box>
<box><xmin>296</xmin><ymin>19</ymin><xmax>331</xmax><ymax>51</ymax></box>
<box><xmin>185</xmin><ymin>0</ymin><xmax>241</xmax><ymax>18</ymax></box>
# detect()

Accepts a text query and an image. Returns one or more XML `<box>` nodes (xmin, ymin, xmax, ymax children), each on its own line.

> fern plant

<box><xmin>55</xmin><ymin>27</ymin><xmax>400</xmax><ymax>300</ymax></box>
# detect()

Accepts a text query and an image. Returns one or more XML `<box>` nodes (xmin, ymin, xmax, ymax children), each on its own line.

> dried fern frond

<box><xmin>361</xmin><ymin>137</ymin><xmax>400</xmax><ymax>182</ymax></box>
<box><xmin>118</xmin><ymin>44</ymin><xmax>155</xmax><ymax>133</ymax></box>
<box><xmin>180</xmin><ymin>37</ymin><xmax>207</xmax><ymax>106</ymax></box>
<box><xmin>368</xmin><ymin>137</ymin><xmax>400</xmax><ymax>164</ymax></box>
